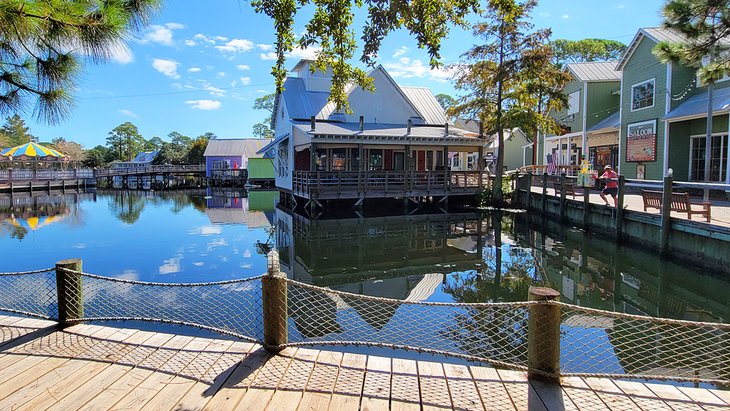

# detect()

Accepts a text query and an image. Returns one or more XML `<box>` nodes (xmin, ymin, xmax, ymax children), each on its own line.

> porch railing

<box><xmin>292</xmin><ymin>170</ymin><xmax>492</xmax><ymax>197</ymax></box>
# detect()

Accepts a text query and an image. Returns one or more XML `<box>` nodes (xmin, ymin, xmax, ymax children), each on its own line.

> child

<box><xmin>599</xmin><ymin>165</ymin><xmax>619</xmax><ymax>207</ymax></box>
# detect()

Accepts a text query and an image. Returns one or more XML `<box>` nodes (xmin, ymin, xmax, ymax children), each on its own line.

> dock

<box><xmin>1</xmin><ymin>314</ymin><xmax>728</xmax><ymax>410</ymax></box>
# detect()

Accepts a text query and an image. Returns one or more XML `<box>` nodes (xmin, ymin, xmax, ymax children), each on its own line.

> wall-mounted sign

<box><xmin>626</xmin><ymin>120</ymin><xmax>657</xmax><ymax>162</ymax></box>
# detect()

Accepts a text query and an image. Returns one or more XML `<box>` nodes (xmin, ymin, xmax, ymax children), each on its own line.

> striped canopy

<box><xmin>0</xmin><ymin>142</ymin><xmax>66</xmax><ymax>161</ymax></box>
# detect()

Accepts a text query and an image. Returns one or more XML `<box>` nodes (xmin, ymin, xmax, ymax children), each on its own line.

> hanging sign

<box><xmin>626</xmin><ymin>120</ymin><xmax>656</xmax><ymax>162</ymax></box>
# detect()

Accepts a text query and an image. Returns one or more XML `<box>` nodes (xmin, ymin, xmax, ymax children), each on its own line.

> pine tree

<box><xmin>0</xmin><ymin>0</ymin><xmax>161</xmax><ymax>123</ymax></box>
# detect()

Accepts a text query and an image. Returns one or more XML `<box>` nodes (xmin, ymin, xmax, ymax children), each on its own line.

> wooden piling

<box><xmin>262</xmin><ymin>250</ymin><xmax>287</xmax><ymax>351</ymax></box>
<box><xmin>615</xmin><ymin>176</ymin><xmax>625</xmax><ymax>243</ymax></box>
<box><xmin>526</xmin><ymin>172</ymin><xmax>533</xmax><ymax>210</ymax></box>
<box><xmin>527</xmin><ymin>286</ymin><xmax>561</xmax><ymax>382</ymax></box>
<box><xmin>660</xmin><ymin>176</ymin><xmax>672</xmax><ymax>254</ymax></box>
<box><xmin>542</xmin><ymin>174</ymin><xmax>547</xmax><ymax>214</ymax></box>
<box><xmin>55</xmin><ymin>259</ymin><xmax>84</xmax><ymax>327</ymax></box>
<box><xmin>582</xmin><ymin>185</ymin><xmax>590</xmax><ymax>228</ymax></box>
<box><xmin>559</xmin><ymin>173</ymin><xmax>566</xmax><ymax>222</ymax></box>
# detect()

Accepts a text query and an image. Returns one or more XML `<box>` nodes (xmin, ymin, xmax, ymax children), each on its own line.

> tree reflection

<box><xmin>108</xmin><ymin>191</ymin><xmax>145</xmax><ymax>224</ymax></box>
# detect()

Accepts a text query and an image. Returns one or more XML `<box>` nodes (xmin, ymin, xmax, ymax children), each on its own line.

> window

<box><xmin>368</xmin><ymin>149</ymin><xmax>383</xmax><ymax>171</ymax></box>
<box><xmin>690</xmin><ymin>134</ymin><xmax>728</xmax><ymax>182</ymax></box>
<box><xmin>567</xmin><ymin>91</ymin><xmax>580</xmax><ymax>115</ymax></box>
<box><xmin>277</xmin><ymin>145</ymin><xmax>289</xmax><ymax>177</ymax></box>
<box><xmin>331</xmin><ymin>148</ymin><xmax>347</xmax><ymax>171</ymax></box>
<box><xmin>631</xmin><ymin>79</ymin><xmax>655</xmax><ymax>111</ymax></box>
<box><xmin>211</xmin><ymin>159</ymin><xmax>230</xmax><ymax>170</ymax></box>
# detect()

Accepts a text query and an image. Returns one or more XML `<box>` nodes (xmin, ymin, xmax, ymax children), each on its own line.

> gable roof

<box><xmin>617</xmin><ymin>27</ymin><xmax>687</xmax><ymax>71</ymax></box>
<box><xmin>566</xmin><ymin>61</ymin><xmax>621</xmax><ymax>82</ymax></box>
<box><xmin>203</xmin><ymin>139</ymin><xmax>270</xmax><ymax>158</ymax></box>
<box><xmin>273</xmin><ymin>64</ymin><xmax>449</xmax><ymax>129</ymax></box>
<box><xmin>132</xmin><ymin>150</ymin><xmax>159</xmax><ymax>163</ymax></box>
<box><xmin>399</xmin><ymin>86</ymin><xmax>449</xmax><ymax>124</ymax></box>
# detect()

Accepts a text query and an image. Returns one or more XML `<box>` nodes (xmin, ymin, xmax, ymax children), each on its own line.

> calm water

<box><xmin>1</xmin><ymin>187</ymin><xmax>727</xmax><ymax>324</ymax></box>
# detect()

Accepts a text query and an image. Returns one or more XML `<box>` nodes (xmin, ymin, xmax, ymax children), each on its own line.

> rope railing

<box><xmin>0</xmin><ymin>253</ymin><xmax>728</xmax><ymax>386</ymax></box>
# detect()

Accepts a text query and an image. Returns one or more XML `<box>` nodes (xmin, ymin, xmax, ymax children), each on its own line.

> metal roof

<box><xmin>399</xmin><ymin>86</ymin><xmax>449</xmax><ymax>124</ymax></box>
<box><xmin>291</xmin><ymin>122</ymin><xmax>484</xmax><ymax>145</ymax></box>
<box><xmin>587</xmin><ymin>111</ymin><xmax>621</xmax><ymax>132</ymax></box>
<box><xmin>663</xmin><ymin>86</ymin><xmax>730</xmax><ymax>122</ymax></box>
<box><xmin>203</xmin><ymin>139</ymin><xmax>270</xmax><ymax>158</ymax></box>
<box><xmin>566</xmin><ymin>61</ymin><xmax>621</xmax><ymax>82</ymax></box>
<box><xmin>131</xmin><ymin>150</ymin><xmax>159</xmax><ymax>163</ymax></box>
<box><xmin>280</xmin><ymin>77</ymin><xmax>332</xmax><ymax>120</ymax></box>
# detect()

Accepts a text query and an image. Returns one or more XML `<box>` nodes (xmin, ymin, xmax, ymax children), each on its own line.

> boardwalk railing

<box><xmin>0</xmin><ymin>168</ymin><xmax>94</xmax><ymax>181</ymax></box>
<box><xmin>1</xmin><ymin>252</ymin><xmax>728</xmax><ymax>385</ymax></box>
<box><xmin>94</xmin><ymin>164</ymin><xmax>205</xmax><ymax>177</ymax></box>
<box><xmin>292</xmin><ymin>170</ymin><xmax>493</xmax><ymax>199</ymax></box>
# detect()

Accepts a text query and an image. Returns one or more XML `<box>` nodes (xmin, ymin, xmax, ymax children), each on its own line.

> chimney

<box><xmin>407</xmin><ymin>119</ymin><xmax>412</xmax><ymax>134</ymax></box>
<box><xmin>478</xmin><ymin>121</ymin><xmax>484</xmax><ymax>139</ymax></box>
<box><xmin>445</xmin><ymin>122</ymin><xmax>449</xmax><ymax>135</ymax></box>
<box><xmin>359</xmin><ymin>116</ymin><xmax>364</xmax><ymax>132</ymax></box>
<box><xmin>310</xmin><ymin>116</ymin><xmax>316</xmax><ymax>131</ymax></box>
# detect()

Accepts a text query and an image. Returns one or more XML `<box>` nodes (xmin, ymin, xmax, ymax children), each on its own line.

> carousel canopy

<box><xmin>0</xmin><ymin>142</ymin><xmax>66</xmax><ymax>161</ymax></box>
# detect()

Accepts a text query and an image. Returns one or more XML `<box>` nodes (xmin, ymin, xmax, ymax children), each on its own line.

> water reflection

<box><xmin>0</xmin><ymin>190</ymin><xmax>89</xmax><ymax>241</ymax></box>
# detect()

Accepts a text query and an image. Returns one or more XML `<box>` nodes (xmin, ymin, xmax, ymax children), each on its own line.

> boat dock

<box><xmin>1</xmin><ymin>314</ymin><xmax>728</xmax><ymax>411</ymax></box>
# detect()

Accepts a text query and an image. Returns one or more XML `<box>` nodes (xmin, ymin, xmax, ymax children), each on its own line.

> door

<box><xmin>417</xmin><ymin>151</ymin><xmax>426</xmax><ymax>171</ymax></box>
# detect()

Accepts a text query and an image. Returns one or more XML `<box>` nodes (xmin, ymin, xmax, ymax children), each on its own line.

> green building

<box><xmin>617</xmin><ymin>27</ymin><xmax>729</xmax><ymax>182</ymax></box>
<box><xmin>541</xmin><ymin>61</ymin><xmax>621</xmax><ymax>171</ymax></box>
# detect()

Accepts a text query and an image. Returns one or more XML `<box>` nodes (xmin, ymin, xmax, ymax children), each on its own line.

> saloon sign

<box><xmin>626</xmin><ymin>120</ymin><xmax>656</xmax><ymax>162</ymax></box>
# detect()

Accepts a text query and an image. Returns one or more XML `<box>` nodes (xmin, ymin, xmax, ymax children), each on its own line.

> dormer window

<box><xmin>631</xmin><ymin>78</ymin><xmax>655</xmax><ymax>111</ymax></box>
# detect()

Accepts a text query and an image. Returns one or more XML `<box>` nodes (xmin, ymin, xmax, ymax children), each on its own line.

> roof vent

<box><xmin>407</xmin><ymin>119</ymin><xmax>412</xmax><ymax>134</ymax></box>
<box><xmin>310</xmin><ymin>116</ymin><xmax>316</xmax><ymax>131</ymax></box>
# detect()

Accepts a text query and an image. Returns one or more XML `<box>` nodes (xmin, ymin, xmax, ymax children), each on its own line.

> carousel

<box><xmin>0</xmin><ymin>142</ymin><xmax>69</xmax><ymax>170</ymax></box>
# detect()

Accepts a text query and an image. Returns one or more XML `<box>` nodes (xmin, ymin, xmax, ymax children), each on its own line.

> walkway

<box><xmin>0</xmin><ymin>315</ymin><xmax>727</xmax><ymax>410</ymax></box>
<box><xmin>530</xmin><ymin>186</ymin><xmax>730</xmax><ymax>227</ymax></box>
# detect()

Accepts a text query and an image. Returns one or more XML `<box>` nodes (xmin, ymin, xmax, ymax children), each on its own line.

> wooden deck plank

<box><xmin>582</xmin><ymin>377</ymin><xmax>640</xmax><ymax>411</ymax></box>
<box><xmin>267</xmin><ymin>348</ymin><xmax>319</xmax><ymax>411</ymax></box>
<box><xmin>443</xmin><ymin>363</ymin><xmax>483</xmax><ymax>411</ymax></box>
<box><xmin>234</xmin><ymin>347</ymin><xmax>299</xmax><ymax>411</ymax></box>
<box><xmin>296</xmin><ymin>350</ymin><xmax>343</xmax><ymax>411</ymax></box>
<box><xmin>141</xmin><ymin>338</ymin><xmax>235</xmax><ymax>411</ymax></box>
<box><xmin>495</xmin><ymin>369</ymin><xmax>547</xmax><ymax>411</ymax></box>
<box><xmin>706</xmin><ymin>388</ymin><xmax>730</xmax><ymax>405</ymax></box>
<box><xmin>0</xmin><ymin>326</ymin><xmax>140</xmax><ymax>411</ymax></box>
<box><xmin>556</xmin><ymin>376</ymin><xmax>606</xmax><ymax>410</ymax></box>
<box><xmin>361</xmin><ymin>354</ymin><xmax>391</xmax><ymax>411</ymax></box>
<box><xmin>327</xmin><ymin>352</ymin><xmax>367</xmax><ymax>411</ymax></box>
<box><xmin>645</xmin><ymin>382</ymin><xmax>706</xmax><ymax>411</ymax></box>
<box><xmin>612</xmin><ymin>380</ymin><xmax>676</xmax><ymax>411</ymax></box>
<box><xmin>109</xmin><ymin>336</ymin><xmax>212</xmax><ymax>410</ymax></box>
<box><xmin>418</xmin><ymin>360</ymin><xmax>452</xmax><ymax>411</ymax></box>
<box><xmin>70</xmin><ymin>331</ymin><xmax>176</xmax><ymax>411</ymax></box>
<box><xmin>469</xmin><ymin>366</ymin><xmax>517</xmax><ymax>411</ymax></box>
<box><xmin>390</xmin><ymin>358</ymin><xmax>420</xmax><ymax>411</ymax></box>
<box><xmin>201</xmin><ymin>346</ymin><xmax>271</xmax><ymax>410</ymax></box>
<box><xmin>676</xmin><ymin>386</ymin><xmax>730</xmax><ymax>411</ymax></box>
<box><xmin>171</xmin><ymin>340</ymin><xmax>256</xmax><ymax>411</ymax></box>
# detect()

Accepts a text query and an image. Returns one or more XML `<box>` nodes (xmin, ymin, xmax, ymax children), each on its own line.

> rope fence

<box><xmin>0</xmin><ymin>252</ymin><xmax>728</xmax><ymax>386</ymax></box>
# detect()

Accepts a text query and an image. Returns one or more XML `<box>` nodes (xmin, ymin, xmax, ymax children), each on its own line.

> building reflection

<box><xmin>0</xmin><ymin>190</ymin><xmax>92</xmax><ymax>240</ymax></box>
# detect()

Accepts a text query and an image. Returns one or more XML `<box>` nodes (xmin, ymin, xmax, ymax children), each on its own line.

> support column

<box><xmin>660</xmin><ymin>175</ymin><xmax>673</xmax><ymax>255</ymax></box>
<box><xmin>55</xmin><ymin>259</ymin><xmax>83</xmax><ymax>327</ymax></box>
<box><xmin>263</xmin><ymin>250</ymin><xmax>288</xmax><ymax>352</ymax></box>
<box><xmin>527</xmin><ymin>286</ymin><xmax>561</xmax><ymax>382</ymax></box>
<box><xmin>310</xmin><ymin>143</ymin><xmax>318</xmax><ymax>171</ymax></box>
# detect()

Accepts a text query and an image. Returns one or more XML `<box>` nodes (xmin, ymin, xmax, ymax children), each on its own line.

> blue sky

<box><xmin>25</xmin><ymin>0</ymin><xmax>667</xmax><ymax>148</ymax></box>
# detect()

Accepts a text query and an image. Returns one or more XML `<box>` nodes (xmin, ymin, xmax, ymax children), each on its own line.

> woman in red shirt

<box><xmin>599</xmin><ymin>165</ymin><xmax>619</xmax><ymax>207</ymax></box>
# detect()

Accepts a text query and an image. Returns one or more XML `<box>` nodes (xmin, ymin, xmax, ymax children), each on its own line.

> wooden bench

<box><xmin>641</xmin><ymin>190</ymin><xmax>711</xmax><ymax>222</ymax></box>
<box><xmin>553</xmin><ymin>183</ymin><xmax>580</xmax><ymax>199</ymax></box>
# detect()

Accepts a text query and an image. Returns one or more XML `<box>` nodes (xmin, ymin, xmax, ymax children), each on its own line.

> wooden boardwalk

<box><xmin>0</xmin><ymin>315</ymin><xmax>728</xmax><ymax>411</ymax></box>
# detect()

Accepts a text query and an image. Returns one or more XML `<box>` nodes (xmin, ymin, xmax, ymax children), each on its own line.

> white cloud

<box><xmin>184</xmin><ymin>39</ymin><xmax>197</xmax><ymax>47</ymax></box>
<box><xmin>383</xmin><ymin>58</ymin><xmax>455</xmax><ymax>83</ymax></box>
<box><xmin>240</xmin><ymin>77</ymin><xmax>251</xmax><ymax>85</ymax></box>
<box><xmin>152</xmin><ymin>58</ymin><xmax>180</xmax><ymax>79</ymax></box>
<box><xmin>141</xmin><ymin>23</ymin><xmax>185</xmax><ymax>46</ymax></box>
<box><xmin>260</xmin><ymin>51</ymin><xmax>277</xmax><ymax>61</ymax></box>
<box><xmin>109</xmin><ymin>42</ymin><xmax>134</xmax><ymax>64</ymax></box>
<box><xmin>561</xmin><ymin>14</ymin><xmax>570</xmax><ymax>19</ymax></box>
<box><xmin>257</xmin><ymin>44</ymin><xmax>273</xmax><ymax>51</ymax></box>
<box><xmin>214</xmin><ymin>36</ymin><xmax>229</xmax><ymax>42</ymax></box>
<box><xmin>216</xmin><ymin>71</ymin><xmax>226</xmax><ymax>78</ymax></box>
<box><xmin>215</xmin><ymin>38</ymin><xmax>255</xmax><ymax>53</ymax></box>
<box><xmin>256</xmin><ymin>89</ymin><xmax>268</xmax><ymax>93</ymax></box>
<box><xmin>186</xmin><ymin>100</ymin><xmax>222</xmax><ymax>110</ymax></box>
<box><xmin>189</xmin><ymin>225</ymin><xmax>222</xmax><ymax>235</ymax></box>
<box><xmin>159</xmin><ymin>257</ymin><xmax>181</xmax><ymax>274</ymax></box>
<box><xmin>538</xmin><ymin>12</ymin><xmax>550</xmax><ymax>17</ymax></box>
<box><xmin>236</xmin><ymin>64</ymin><xmax>251</xmax><ymax>71</ymax></box>
<box><xmin>204</xmin><ymin>85</ymin><xmax>226</xmax><ymax>97</ymax></box>
<box><xmin>393</xmin><ymin>46</ymin><xmax>408</xmax><ymax>58</ymax></box>
<box><xmin>188</xmin><ymin>67</ymin><xmax>202</xmax><ymax>73</ymax></box>
<box><xmin>193</xmin><ymin>33</ymin><xmax>216</xmax><ymax>45</ymax></box>
<box><xmin>243</xmin><ymin>249</ymin><xmax>252</xmax><ymax>258</ymax></box>
<box><xmin>119</xmin><ymin>109</ymin><xmax>138</xmax><ymax>118</ymax></box>
<box><xmin>616</xmin><ymin>4</ymin><xmax>625</xmax><ymax>8</ymax></box>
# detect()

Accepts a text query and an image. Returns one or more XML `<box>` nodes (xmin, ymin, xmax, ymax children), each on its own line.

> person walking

<box><xmin>599</xmin><ymin>165</ymin><xmax>619</xmax><ymax>207</ymax></box>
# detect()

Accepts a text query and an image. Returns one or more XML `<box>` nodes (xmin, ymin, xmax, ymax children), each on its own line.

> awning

<box><xmin>588</xmin><ymin>111</ymin><xmax>620</xmax><ymax>133</ymax></box>
<box><xmin>256</xmin><ymin>133</ymin><xmax>289</xmax><ymax>155</ymax></box>
<box><xmin>664</xmin><ymin>86</ymin><xmax>730</xmax><ymax>122</ymax></box>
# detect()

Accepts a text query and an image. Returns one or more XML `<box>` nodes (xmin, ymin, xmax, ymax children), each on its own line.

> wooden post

<box><xmin>660</xmin><ymin>175</ymin><xmax>673</xmax><ymax>255</ymax></box>
<box><xmin>583</xmin><ymin>186</ymin><xmax>590</xmax><ymax>228</ymax></box>
<box><xmin>542</xmin><ymin>174</ymin><xmax>547</xmax><ymax>214</ymax></box>
<box><xmin>527</xmin><ymin>286</ymin><xmax>561</xmax><ymax>382</ymax></box>
<box><xmin>55</xmin><ymin>259</ymin><xmax>83</xmax><ymax>327</ymax></box>
<box><xmin>615</xmin><ymin>176</ymin><xmax>625</xmax><ymax>243</ymax></box>
<box><xmin>559</xmin><ymin>173</ymin><xmax>567</xmax><ymax>222</ymax></box>
<box><xmin>526</xmin><ymin>172</ymin><xmax>533</xmax><ymax>210</ymax></box>
<box><xmin>262</xmin><ymin>250</ymin><xmax>287</xmax><ymax>351</ymax></box>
